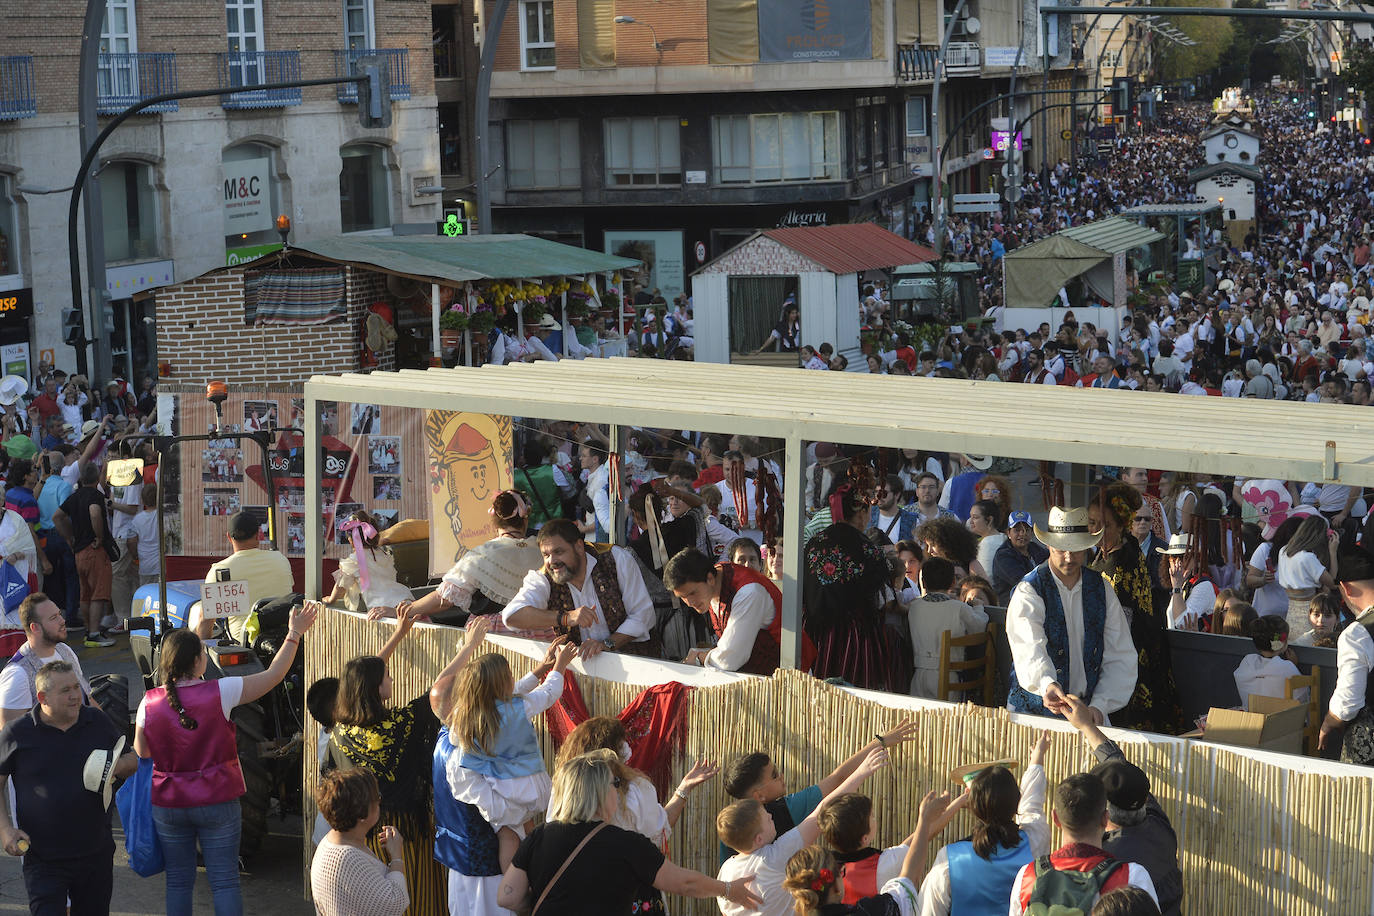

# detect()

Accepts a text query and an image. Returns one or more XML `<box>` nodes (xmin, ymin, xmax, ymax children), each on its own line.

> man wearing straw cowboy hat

<box><xmin>1005</xmin><ymin>507</ymin><xmax>1138</xmax><ymax>724</ymax></box>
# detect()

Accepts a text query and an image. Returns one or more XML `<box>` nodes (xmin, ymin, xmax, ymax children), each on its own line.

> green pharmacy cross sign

<box><xmin>439</xmin><ymin>214</ymin><xmax>469</xmax><ymax>237</ymax></box>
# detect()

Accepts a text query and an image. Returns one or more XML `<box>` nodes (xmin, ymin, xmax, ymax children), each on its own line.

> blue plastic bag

<box><xmin>115</xmin><ymin>757</ymin><xmax>164</xmax><ymax>877</ymax></box>
<box><xmin>0</xmin><ymin>561</ymin><xmax>28</xmax><ymax>615</ymax></box>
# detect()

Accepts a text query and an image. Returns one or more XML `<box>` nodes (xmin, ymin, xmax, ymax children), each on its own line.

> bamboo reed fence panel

<box><xmin>303</xmin><ymin>610</ymin><xmax>1373</xmax><ymax>914</ymax></box>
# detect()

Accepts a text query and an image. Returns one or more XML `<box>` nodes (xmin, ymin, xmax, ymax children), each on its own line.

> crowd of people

<box><xmin>4</xmin><ymin>89</ymin><xmax>1374</xmax><ymax>916</ymax></box>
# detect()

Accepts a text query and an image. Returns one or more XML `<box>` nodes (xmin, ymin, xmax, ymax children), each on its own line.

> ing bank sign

<box><xmin>758</xmin><ymin>0</ymin><xmax>873</xmax><ymax>62</ymax></box>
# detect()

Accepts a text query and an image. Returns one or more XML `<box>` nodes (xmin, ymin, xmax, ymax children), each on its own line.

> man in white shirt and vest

<box><xmin>1005</xmin><ymin>506</ymin><xmax>1138</xmax><ymax>724</ymax></box>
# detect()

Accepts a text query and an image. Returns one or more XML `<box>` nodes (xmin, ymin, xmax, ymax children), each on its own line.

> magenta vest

<box><xmin>143</xmin><ymin>680</ymin><xmax>245</xmax><ymax>808</ymax></box>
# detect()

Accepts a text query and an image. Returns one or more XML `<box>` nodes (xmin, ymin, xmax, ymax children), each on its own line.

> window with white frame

<box><xmin>343</xmin><ymin>0</ymin><xmax>374</xmax><ymax>51</ymax></box>
<box><xmin>506</xmin><ymin>120</ymin><xmax>580</xmax><ymax>188</ymax></box>
<box><xmin>519</xmin><ymin>0</ymin><xmax>555</xmax><ymax>70</ymax></box>
<box><xmin>711</xmin><ymin>112</ymin><xmax>842</xmax><ymax>185</ymax></box>
<box><xmin>0</xmin><ymin>176</ymin><xmax>20</xmax><ymax>278</ymax></box>
<box><xmin>1101</xmin><ymin>48</ymin><xmax>1123</xmax><ymax>67</ymax></box>
<box><xmin>225</xmin><ymin>0</ymin><xmax>264</xmax><ymax>86</ymax></box>
<box><xmin>100</xmin><ymin>0</ymin><xmax>138</xmax><ymax>99</ymax></box>
<box><xmin>339</xmin><ymin>145</ymin><xmax>392</xmax><ymax>233</ymax></box>
<box><xmin>905</xmin><ymin>97</ymin><xmax>928</xmax><ymax>137</ymax></box>
<box><xmin>604</xmin><ymin>118</ymin><xmax>681</xmax><ymax>186</ymax></box>
<box><xmin>100</xmin><ymin>161</ymin><xmax>160</xmax><ymax>262</ymax></box>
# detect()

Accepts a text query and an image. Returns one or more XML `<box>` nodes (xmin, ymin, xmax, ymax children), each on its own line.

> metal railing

<box><xmin>0</xmin><ymin>56</ymin><xmax>36</xmax><ymax>120</ymax></box>
<box><xmin>216</xmin><ymin>50</ymin><xmax>303</xmax><ymax>109</ymax></box>
<box><xmin>897</xmin><ymin>45</ymin><xmax>937</xmax><ymax>81</ymax></box>
<box><xmin>433</xmin><ymin>39</ymin><xmax>463</xmax><ymax>79</ymax></box>
<box><xmin>97</xmin><ymin>52</ymin><xmax>178</xmax><ymax>115</ymax></box>
<box><xmin>333</xmin><ymin>48</ymin><xmax>410</xmax><ymax>103</ymax></box>
<box><xmin>946</xmin><ymin>41</ymin><xmax>982</xmax><ymax>73</ymax></box>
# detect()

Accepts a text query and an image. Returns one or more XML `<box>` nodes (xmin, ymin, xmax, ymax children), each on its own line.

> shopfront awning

<box><xmin>289</xmin><ymin>235</ymin><xmax>640</xmax><ymax>285</ymax></box>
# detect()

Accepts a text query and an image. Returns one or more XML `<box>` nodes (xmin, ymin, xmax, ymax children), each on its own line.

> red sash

<box><xmin>840</xmin><ymin>850</ymin><xmax>882</xmax><ymax>905</ymax></box>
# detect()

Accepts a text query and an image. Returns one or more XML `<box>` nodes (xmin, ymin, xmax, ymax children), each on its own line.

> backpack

<box><xmin>1024</xmin><ymin>855</ymin><xmax>1124</xmax><ymax>916</ymax></box>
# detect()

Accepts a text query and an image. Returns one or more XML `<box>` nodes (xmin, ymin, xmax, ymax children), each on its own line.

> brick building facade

<box><xmin>0</xmin><ymin>0</ymin><xmax>442</xmax><ymax>384</ymax></box>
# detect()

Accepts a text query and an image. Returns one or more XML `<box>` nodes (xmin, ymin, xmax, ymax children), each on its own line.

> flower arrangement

<box><xmin>601</xmin><ymin>289</ymin><xmax>621</xmax><ymax>311</ymax></box>
<box><xmin>439</xmin><ymin>303</ymin><xmax>469</xmax><ymax>331</ymax></box>
<box><xmin>891</xmin><ymin>318</ymin><xmax>914</xmax><ymax>339</ymax></box>
<box><xmin>468</xmin><ymin>301</ymin><xmax>496</xmax><ymax>334</ymax></box>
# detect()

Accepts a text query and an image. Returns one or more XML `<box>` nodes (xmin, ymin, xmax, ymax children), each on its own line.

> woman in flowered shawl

<box><xmin>803</xmin><ymin>475</ymin><xmax>909</xmax><ymax>693</ymax></box>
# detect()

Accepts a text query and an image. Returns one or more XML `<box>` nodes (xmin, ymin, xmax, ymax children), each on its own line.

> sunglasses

<box><xmin>1133</xmin><ymin>516</ymin><xmax>1151</xmax><ymax>523</ymax></box>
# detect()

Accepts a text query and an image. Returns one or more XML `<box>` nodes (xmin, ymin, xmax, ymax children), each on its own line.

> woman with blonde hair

<box><xmin>554</xmin><ymin>717</ymin><xmax>719</xmax><ymax>914</ymax></box>
<box><xmin>497</xmin><ymin>749</ymin><xmax>761</xmax><ymax>914</ymax></box>
<box><xmin>783</xmin><ymin>790</ymin><xmax>954</xmax><ymax>915</ymax></box>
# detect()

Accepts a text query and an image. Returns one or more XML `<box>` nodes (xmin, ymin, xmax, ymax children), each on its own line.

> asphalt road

<box><xmin>0</xmin><ymin>636</ymin><xmax>314</xmax><ymax>915</ymax></box>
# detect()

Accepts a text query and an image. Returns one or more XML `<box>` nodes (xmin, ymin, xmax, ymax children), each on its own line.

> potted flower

<box><xmin>469</xmin><ymin>302</ymin><xmax>496</xmax><ymax>335</ymax></box>
<box><xmin>439</xmin><ymin>304</ymin><xmax>468</xmax><ymax>349</ymax></box>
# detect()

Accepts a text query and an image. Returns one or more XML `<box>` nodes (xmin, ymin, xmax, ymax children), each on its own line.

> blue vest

<box><xmin>1007</xmin><ymin>564</ymin><xmax>1107</xmax><ymax>716</ymax></box>
<box><xmin>433</xmin><ymin>728</ymin><xmax>501</xmax><ymax>876</ymax></box>
<box><xmin>948</xmin><ymin>831</ymin><xmax>1034</xmax><ymax>916</ymax></box>
<box><xmin>456</xmin><ymin>697</ymin><xmax>545</xmax><ymax>779</ymax></box>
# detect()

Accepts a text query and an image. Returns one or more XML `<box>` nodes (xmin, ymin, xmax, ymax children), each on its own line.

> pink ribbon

<box><xmin>339</xmin><ymin>519</ymin><xmax>377</xmax><ymax>593</ymax></box>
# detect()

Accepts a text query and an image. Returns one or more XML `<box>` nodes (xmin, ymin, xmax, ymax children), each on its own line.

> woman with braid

<box><xmin>134</xmin><ymin>602</ymin><xmax>319</xmax><ymax>916</ymax></box>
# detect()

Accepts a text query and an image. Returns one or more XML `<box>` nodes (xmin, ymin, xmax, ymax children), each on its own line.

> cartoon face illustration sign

<box><xmin>425</xmin><ymin>411</ymin><xmax>513</xmax><ymax>570</ymax></box>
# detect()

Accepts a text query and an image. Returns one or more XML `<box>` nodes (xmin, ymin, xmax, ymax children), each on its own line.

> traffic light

<box><xmin>62</xmin><ymin>307</ymin><xmax>84</xmax><ymax>348</ymax></box>
<box><xmin>356</xmin><ymin>58</ymin><xmax>391</xmax><ymax>129</ymax></box>
<box><xmin>1113</xmin><ymin>78</ymin><xmax>1133</xmax><ymax>119</ymax></box>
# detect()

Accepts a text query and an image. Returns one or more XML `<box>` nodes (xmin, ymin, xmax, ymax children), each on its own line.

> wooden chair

<box><xmin>1285</xmin><ymin>668</ymin><xmax>1322</xmax><ymax>756</ymax></box>
<box><xmin>938</xmin><ymin>623</ymin><xmax>998</xmax><ymax>706</ymax></box>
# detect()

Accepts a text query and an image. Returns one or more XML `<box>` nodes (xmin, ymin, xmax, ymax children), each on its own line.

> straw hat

<box><xmin>80</xmin><ymin>419</ymin><xmax>101</xmax><ymax>439</ymax></box>
<box><xmin>1156</xmin><ymin>533</ymin><xmax>1193</xmax><ymax>556</ymax></box>
<box><xmin>965</xmin><ymin>454</ymin><xmax>994</xmax><ymax>471</ymax></box>
<box><xmin>949</xmin><ymin>757</ymin><xmax>1019</xmax><ymax>786</ymax></box>
<box><xmin>537</xmin><ymin>313</ymin><xmax>561</xmax><ymax>331</ymax></box>
<box><xmin>82</xmin><ymin>736</ymin><xmax>125</xmax><ymax>810</ymax></box>
<box><xmin>0</xmin><ymin>375</ymin><xmax>27</xmax><ymax>407</ymax></box>
<box><xmin>1218</xmin><ymin>278</ymin><xmax>1235</xmax><ymax>292</ymax></box>
<box><xmin>1033</xmin><ymin>506</ymin><xmax>1102</xmax><ymax>552</ymax></box>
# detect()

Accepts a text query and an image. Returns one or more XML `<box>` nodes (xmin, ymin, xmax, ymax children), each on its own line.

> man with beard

<box><xmin>502</xmin><ymin>518</ymin><xmax>658</xmax><ymax>659</ymax></box>
<box><xmin>0</xmin><ymin>594</ymin><xmax>90</xmax><ymax>726</ymax></box>
<box><xmin>1021</xmin><ymin>349</ymin><xmax>1056</xmax><ymax>385</ymax></box>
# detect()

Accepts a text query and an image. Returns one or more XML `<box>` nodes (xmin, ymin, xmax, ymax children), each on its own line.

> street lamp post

<box><xmin>932</xmin><ymin>0</ymin><xmax>971</xmax><ymax>260</ymax></box>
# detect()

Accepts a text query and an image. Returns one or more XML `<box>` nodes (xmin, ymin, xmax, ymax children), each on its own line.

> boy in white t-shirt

<box><xmin>128</xmin><ymin>486</ymin><xmax>160</xmax><ymax>588</ymax></box>
<box><xmin>717</xmin><ymin>747</ymin><xmax>890</xmax><ymax>916</ymax></box>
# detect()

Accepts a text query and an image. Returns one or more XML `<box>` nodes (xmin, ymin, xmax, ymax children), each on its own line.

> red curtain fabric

<box><xmin>546</xmin><ymin>672</ymin><xmax>694</xmax><ymax>797</ymax></box>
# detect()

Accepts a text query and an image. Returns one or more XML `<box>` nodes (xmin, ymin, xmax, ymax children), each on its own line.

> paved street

<box><xmin>0</xmin><ymin>639</ymin><xmax>313</xmax><ymax>915</ymax></box>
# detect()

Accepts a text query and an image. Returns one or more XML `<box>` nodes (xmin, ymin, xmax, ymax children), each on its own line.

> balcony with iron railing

<box><xmin>898</xmin><ymin>45</ymin><xmax>938</xmax><ymax>81</ymax></box>
<box><xmin>332</xmin><ymin>48</ymin><xmax>411</xmax><ymax>104</ymax></box>
<box><xmin>216</xmin><ymin>50</ymin><xmax>302</xmax><ymax>110</ymax></box>
<box><xmin>946</xmin><ymin>41</ymin><xmax>982</xmax><ymax>74</ymax></box>
<box><xmin>0</xmin><ymin>56</ymin><xmax>36</xmax><ymax>120</ymax></box>
<box><xmin>434</xmin><ymin>40</ymin><xmax>463</xmax><ymax>79</ymax></box>
<box><xmin>97</xmin><ymin>52</ymin><xmax>178</xmax><ymax>115</ymax></box>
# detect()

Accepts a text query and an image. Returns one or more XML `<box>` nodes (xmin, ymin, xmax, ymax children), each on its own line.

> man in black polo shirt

<box><xmin>0</xmin><ymin>660</ymin><xmax>135</xmax><ymax>915</ymax></box>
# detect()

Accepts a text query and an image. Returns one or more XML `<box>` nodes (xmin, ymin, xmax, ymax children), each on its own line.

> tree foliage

<box><xmin>1156</xmin><ymin>0</ymin><xmax>1236</xmax><ymax>81</ymax></box>
<box><xmin>1345</xmin><ymin>45</ymin><xmax>1374</xmax><ymax>98</ymax></box>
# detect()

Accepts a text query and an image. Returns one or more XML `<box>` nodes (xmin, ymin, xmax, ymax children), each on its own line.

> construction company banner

<box><xmin>425</xmin><ymin>411</ymin><xmax>513</xmax><ymax>576</ymax></box>
<box><xmin>757</xmin><ymin>0</ymin><xmax>872</xmax><ymax>62</ymax></box>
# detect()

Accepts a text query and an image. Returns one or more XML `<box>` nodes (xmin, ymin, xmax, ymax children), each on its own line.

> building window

<box><xmin>225</xmin><ymin>0</ymin><xmax>264</xmax><ymax>86</ymax></box>
<box><xmin>99</xmin><ymin>0</ymin><xmax>138</xmax><ymax>100</ymax></box>
<box><xmin>223</xmin><ymin>142</ymin><xmax>284</xmax><ymax>253</ymax></box>
<box><xmin>439</xmin><ymin>103</ymin><xmax>464</xmax><ymax>175</ymax></box>
<box><xmin>343</xmin><ymin>0</ymin><xmax>373</xmax><ymax>51</ymax></box>
<box><xmin>605</xmin><ymin>118</ymin><xmax>681</xmax><ymax>187</ymax></box>
<box><xmin>339</xmin><ymin>145</ymin><xmax>391</xmax><ymax>232</ymax></box>
<box><xmin>855</xmin><ymin>105</ymin><xmax>871</xmax><ymax>174</ymax></box>
<box><xmin>712</xmin><ymin>112</ymin><xmax>842</xmax><ymax>185</ymax></box>
<box><xmin>100</xmin><ymin>160</ymin><xmax>159</xmax><ymax>262</ymax></box>
<box><xmin>519</xmin><ymin>0</ymin><xmax>555</xmax><ymax>70</ymax></box>
<box><xmin>906</xmin><ymin>97</ymin><xmax>928</xmax><ymax>137</ymax></box>
<box><xmin>0</xmin><ymin>176</ymin><xmax>20</xmax><ymax>277</ymax></box>
<box><xmin>506</xmin><ymin>120</ymin><xmax>579</xmax><ymax>188</ymax></box>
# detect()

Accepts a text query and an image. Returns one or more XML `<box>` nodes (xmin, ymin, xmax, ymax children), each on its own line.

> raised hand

<box><xmin>678</xmin><ymin>759</ymin><xmax>719</xmax><ymax>793</ymax></box>
<box><xmin>880</xmin><ymin>717</ymin><xmax>918</xmax><ymax>747</ymax></box>
<box><xmin>552</xmin><ymin>640</ymin><xmax>579</xmax><ymax>672</ymax></box>
<box><xmin>290</xmin><ymin>600</ymin><xmax>320</xmax><ymax>636</ymax></box>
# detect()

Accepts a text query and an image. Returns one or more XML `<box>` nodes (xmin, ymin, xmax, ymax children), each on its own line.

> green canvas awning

<box><xmin>1003</xmin><ymin>234</ymin><xmax>1110</xmax><ymax>309</ymax></box>
<box><xmin>288</xmin><ymin>235</ymin><xmax>640</xmax><ymax>285</ymax></box>
<box><xmin>1058</xmin><ymin>216</ymin><xmax>1164</xmax><ymax>255</ymax></box>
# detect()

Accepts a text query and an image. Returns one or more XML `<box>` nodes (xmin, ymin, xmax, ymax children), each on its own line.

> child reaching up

<box><xmin>785</xmin><ymin>790</ymin><xmax>958</xmax><ymax>916</ymax></box>
<box><xmin>446</xmin><ymin>628</ymin><xmax>578</xmax><ymax>869</ymax></box>
<box><xmin>716</xmin><ymin>746</ymin><xmax>892</xmax><ymax>916</ymax></box>
<box><xmin>1233</xmin><ymin>615</ymin><xmax>1305</xmax><ymax>707</ymax></box>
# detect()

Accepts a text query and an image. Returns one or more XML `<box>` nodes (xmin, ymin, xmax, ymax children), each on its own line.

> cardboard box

<box><xmin>1187</xmin><ymin>695</ymin><xmax>1309</xmax><ymax>755</ymax></box>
